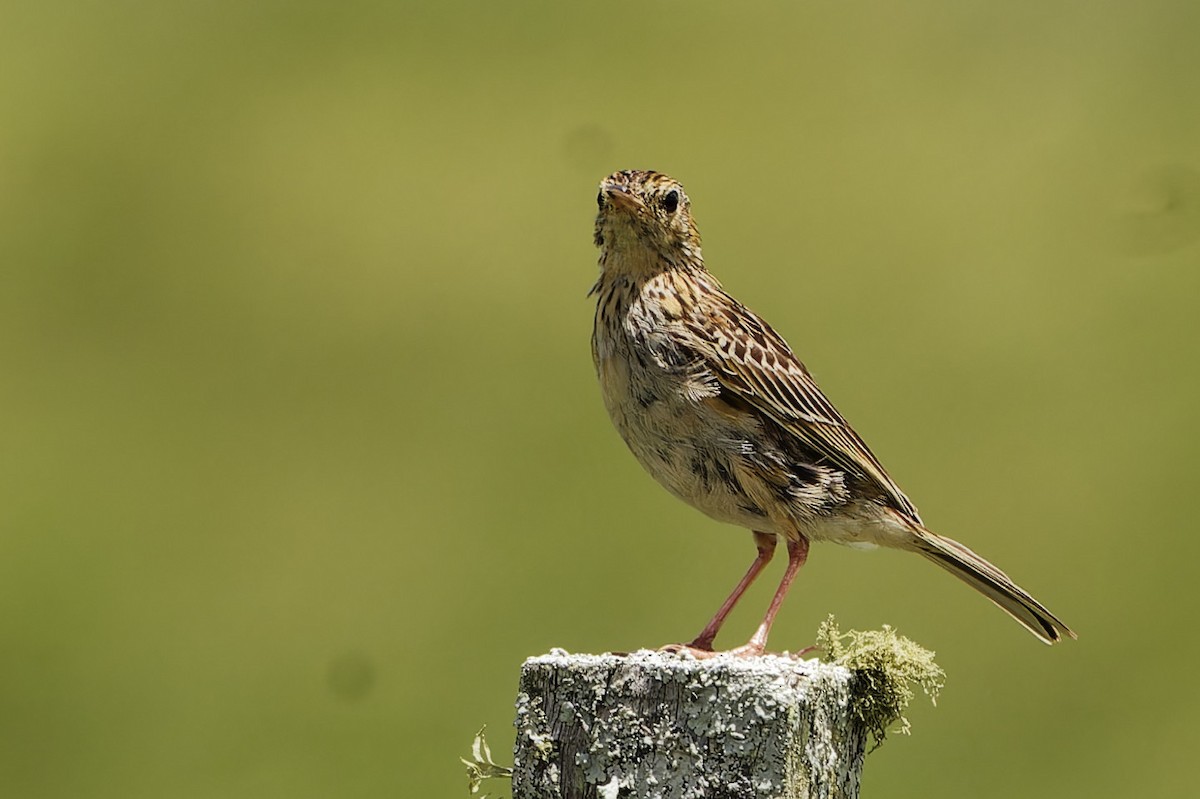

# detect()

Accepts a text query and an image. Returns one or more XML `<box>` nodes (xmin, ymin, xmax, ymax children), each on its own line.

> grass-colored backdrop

<box><xmin>2</xmin><ymin>2</ymin><xmax>1197</xmax><ymax>797</ymax></box>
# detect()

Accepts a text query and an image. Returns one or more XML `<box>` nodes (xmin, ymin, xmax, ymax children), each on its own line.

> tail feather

<box><xmin>913</xmin><ymin>528</ymin><xmax>1076</xmax><ymax>645</ymax></box>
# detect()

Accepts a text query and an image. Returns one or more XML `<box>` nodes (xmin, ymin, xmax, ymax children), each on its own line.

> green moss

<box><xmin>815</xmin><ymin>615</ymin><xmax>946</xmax><ymax>750</ymax></box>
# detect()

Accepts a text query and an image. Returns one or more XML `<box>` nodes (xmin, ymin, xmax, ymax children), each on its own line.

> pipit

<box><xmin>590</xmin><ymin>169</ymin><xmax>1074</xmax><ymax>655</ymax></box>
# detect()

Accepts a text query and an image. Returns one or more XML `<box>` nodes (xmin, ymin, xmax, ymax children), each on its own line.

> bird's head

<box><xmin>594</xmin><ymin>170</ymin><xmax>702</xmax><ymax>272</ymax></box>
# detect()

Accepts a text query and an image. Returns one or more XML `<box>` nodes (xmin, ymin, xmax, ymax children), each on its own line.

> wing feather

<box><xmin>679</xmin><ymin>286</ymin><xmax>921</xmax><ymax>522</ymax></box>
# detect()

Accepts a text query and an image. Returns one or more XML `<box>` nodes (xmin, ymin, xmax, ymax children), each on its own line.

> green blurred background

<box><xmin>1</xmin><ymin>1</ymin><xmax>1197</xmax><ymax>797</ymax></box>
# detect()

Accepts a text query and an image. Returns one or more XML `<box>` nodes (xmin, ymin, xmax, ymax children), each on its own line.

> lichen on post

<box><xmin>512</xmin><ymin>649</ymin><xmax>866</xmax><ymax>799</ymax></box>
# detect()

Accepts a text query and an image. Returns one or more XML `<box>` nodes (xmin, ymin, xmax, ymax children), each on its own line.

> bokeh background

<box><xmin>2</xmin><ymin>2</ymin><xmax>1197</xmax><ymax>797</ymax></box>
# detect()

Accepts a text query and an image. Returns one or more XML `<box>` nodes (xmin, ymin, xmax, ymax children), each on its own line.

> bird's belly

<box><xmin>596</xmin><ymin>352</ymin><xmax>785</xmax><ymax>534</ymax></box>
<box><xmin>624</xmin><ymin>424</ymin><xmax>782</xmax><ymax>534</ymax></box>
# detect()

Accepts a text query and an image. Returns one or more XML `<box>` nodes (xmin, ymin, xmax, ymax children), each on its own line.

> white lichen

<box><xmin>513</xmin><ymin>649</ymin><xmax>862</xmax><ymax>799</ymax></box>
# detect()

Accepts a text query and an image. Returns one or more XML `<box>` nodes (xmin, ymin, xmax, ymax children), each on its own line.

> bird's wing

<box><xmin>679</xmin><ymin>288</ymin><xmax>921</xmax><ymax>522</ymax></box>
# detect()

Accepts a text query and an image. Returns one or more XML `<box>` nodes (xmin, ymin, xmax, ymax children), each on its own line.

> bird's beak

<box><xmin>602</xmin><ymin>184</ymin><xmax>644</xmax><ymax>213</ymax></box>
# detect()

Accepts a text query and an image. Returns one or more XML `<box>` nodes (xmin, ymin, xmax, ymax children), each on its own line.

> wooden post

<box><xmin>513</xmin><ymin>649</ymin><xmax>866</xmax><ymax>799</ymax></box>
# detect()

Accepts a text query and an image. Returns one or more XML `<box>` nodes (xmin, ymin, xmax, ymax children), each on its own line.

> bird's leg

<box><xmin>729</xmin><ymin>535</ymin><xmax>809</xmax><ymax>657</ymax></box>
<box><xmin>685</xmin><ymin>532</ymin><xmax>777</xmax><ymax>651</ymax></box>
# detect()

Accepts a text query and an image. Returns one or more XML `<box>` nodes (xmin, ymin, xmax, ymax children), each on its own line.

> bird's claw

<box><xmin>659</xmin><ymin>640</ymin><xmax>768</xmax><ymax>659</ymax></box>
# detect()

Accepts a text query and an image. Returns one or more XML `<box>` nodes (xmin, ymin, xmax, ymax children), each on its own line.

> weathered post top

<box><xmin>513</xmin><ymin>649</ymin><xmax>866</xmax><ymax>799</ymax></box>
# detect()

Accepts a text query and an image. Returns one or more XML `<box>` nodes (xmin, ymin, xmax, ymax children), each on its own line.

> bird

<box><xmin>589</xmin><ymin>169</ymin><xmax>1075</xmax><ymax>655</ymax></box>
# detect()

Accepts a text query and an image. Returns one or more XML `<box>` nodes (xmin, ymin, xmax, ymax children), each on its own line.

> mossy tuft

<box><xmin>815</xmin><ymin>615</ymin><xmax>946</xmax><ymax>749</ymax></box>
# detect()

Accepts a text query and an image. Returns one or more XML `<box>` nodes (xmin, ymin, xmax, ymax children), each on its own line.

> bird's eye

<box><xmin>596</xmin><ymin>191</ymin><xmax>604</xmax><ymax>208</ymax></box>
<box><xmin>662</xmin><ymin>190</ymin><xmax>680</xmax><ymax>213</ymax></box>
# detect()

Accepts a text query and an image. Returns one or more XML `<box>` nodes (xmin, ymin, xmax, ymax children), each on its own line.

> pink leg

<box><xmin>731</xmin><ymin>535</ymin><xmax>810</xmax><ymax>656</ymax></box>
<box><xmin>687</xmin><ymin>532</ymin><xmax>777</xmax><ymax>651</ymax></box>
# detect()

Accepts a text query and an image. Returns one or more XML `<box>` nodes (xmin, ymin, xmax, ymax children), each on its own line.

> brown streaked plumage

<box><xmin>590</xmin><ymin>169</ymin><xmax>1074</xmax><ymax>654</ymax></box>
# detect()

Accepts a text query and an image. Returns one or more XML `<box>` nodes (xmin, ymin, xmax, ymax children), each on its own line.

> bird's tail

<box><xmin>911</xmin><ymin>527</ymin><xmax>1076</xmax><ymax>644</ymax></box>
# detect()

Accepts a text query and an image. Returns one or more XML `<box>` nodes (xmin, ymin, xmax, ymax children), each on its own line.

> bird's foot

<box><xmin>659</xmin><ymin>639</ymin><xmax>768</xmax><ymax>659</ymax></box>
<box><xmin>659</xmin><ymin>641</ymin><xmax>720</xmax><ymax>659</ymax></box>
<box><xmin>724</xmin><ymin>641</ymin><xmax>767</xmax><ymax>657</ymax></box>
